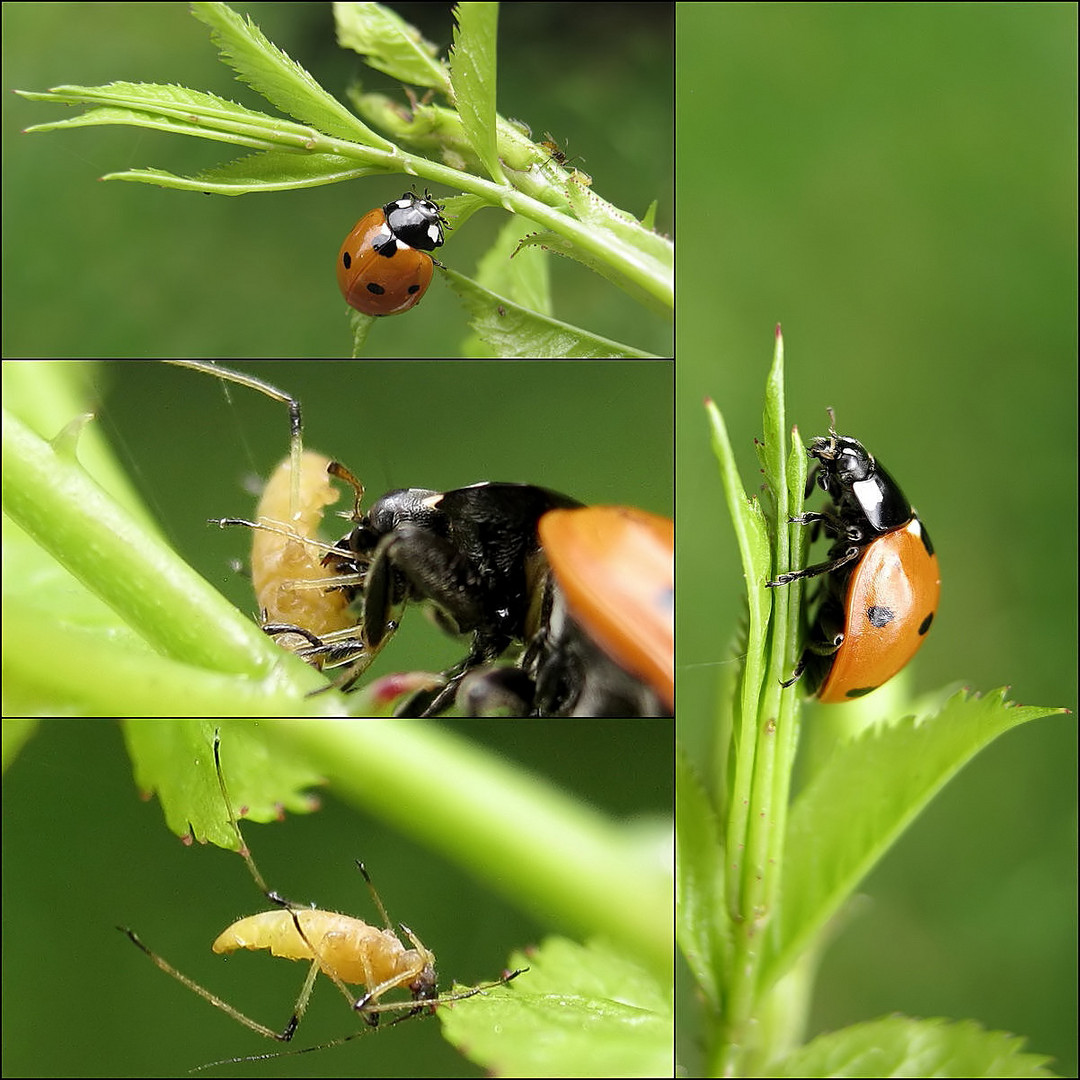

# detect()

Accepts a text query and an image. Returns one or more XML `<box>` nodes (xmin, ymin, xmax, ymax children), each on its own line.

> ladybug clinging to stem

<box><xmin>337</xmin><ymin>191</ymin><xmax>447</xmax><ymax>316</ymax></box>
<box><xmin>766</xmin><ymin>412</ymin><xmax>941</xmax><ymax>703</ymax></box>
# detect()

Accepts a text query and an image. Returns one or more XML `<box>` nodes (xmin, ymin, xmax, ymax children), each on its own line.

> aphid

<box><xmin>166</xmin><ymin>362</ymin><xmax>378</xmax><ymax>685</ymax></box>
<box><xmin>248</xmin><ymin>448</ymin><xmax>352</xmax><ymax>637</ymax></box>
<box><xmin>217</xmin><ymin>450</ymin><xmax>371</xmax><ymax>673</ymax></box>
<box><xmin>118</xmin><ymin>732</ymin><xmax>525</xmax><ymax>1064</ymax></box>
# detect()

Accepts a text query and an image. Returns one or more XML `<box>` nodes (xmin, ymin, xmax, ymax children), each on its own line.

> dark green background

<box><xmin>2</xmin><ymin>2</ymin><xmax>673</xmax><ymax>358</ymax></box>
<box><xmin>677</xmin><ymin>4</ymin><xmax>1076</xmax><ymax>1076</ymax></box>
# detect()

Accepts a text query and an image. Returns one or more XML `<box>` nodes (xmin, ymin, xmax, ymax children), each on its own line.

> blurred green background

<box><xmin>2</xmin><ymin>718</ymin><xmax>671</xmax><ymax>1078</ymax></box>
<box><xmin>677</xmin><ymin>4</ymin><xmax>1075</xmax><ymax>1075</ymax></box>
<box><xmin>2</xmin><ymin>2</ymin><xmax>673</xmax><ymax>358</ymax></box>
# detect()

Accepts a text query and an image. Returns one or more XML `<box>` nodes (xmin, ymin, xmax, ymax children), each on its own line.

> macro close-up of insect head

<box><xmin>5</xmin><ymin>2</ymin><xmax>673</xmax><ymax>358</ymax></box>
<box><xmin>2</xmin><ymin>360</ymin><xmax>672</xmax><ymax>719</ymax></box>
<box><xmin>2</xmin><ymin>718</ymin><xmax>674</xmax><ymax>1077</ymax></box>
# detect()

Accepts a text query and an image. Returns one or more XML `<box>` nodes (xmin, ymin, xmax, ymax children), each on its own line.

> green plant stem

<box><xmin>24</xmin><ymin>86</ymin><xmax>671</xmax><ymax>310</ymax></box>
<box><xmin>258</xmin><ymin>719</ymin><xmax>673</xmax><ymax>981</ymax></box>
<box><xmin>709</xmin><ymin>332</ymin><xmax>807</xmax><ymax>1075</ymax></box>
<box><xmin>2</xmin><ymin>408</ymin><xmax>274</xmax><ymax>675</ymax></box>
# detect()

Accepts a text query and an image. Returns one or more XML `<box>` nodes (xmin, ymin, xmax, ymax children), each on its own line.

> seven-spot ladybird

<box><xmin>766</xmin><ymin>424</ymin><xmax>940</xmax><ymax>703</ymax></box>
<box><xmin>336</xmin><ymin>192</ymin><xmax>446</xmax><ymax>316</ymax></box>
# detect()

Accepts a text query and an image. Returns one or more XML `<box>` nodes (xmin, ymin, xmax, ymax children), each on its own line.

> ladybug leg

<box><xmin>779</xmin><ymin>655</ymin><xmax>806</xmax><ymax>688</ymax></box>
<box><xmin>779</xmin><ymin>626</ymin><xmax>844</xmax><ymax>690</ymax></box>
<box><xmin>766</xmin><ymin>543</ymin><xmax>862</xmax><ymax>587</ymax></box>
<box><xmin>260</xmin><ymin>621</ymin><xmax>326</xmax><ymax>650</ymax></box>
<box><xmin>393</xmin><ymin>631</ymin><xmax>513</xmax><ymax>717</ymax></box>
<box><xmin>359</xmin><ymin>544</ymin><xmax>408</xmax><ymax>650</ymax></box>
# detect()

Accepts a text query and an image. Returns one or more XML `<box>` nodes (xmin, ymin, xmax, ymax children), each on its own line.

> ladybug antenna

<box><xmin>825</xmin><ymin>405</ymin><xmax>838</xmax><ymax>435</ymax></box>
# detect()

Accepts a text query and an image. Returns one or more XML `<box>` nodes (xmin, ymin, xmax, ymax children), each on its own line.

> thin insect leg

<box><xmin>212</xmin><ymin>731</ymin><xmax>281</xmax><ymax>901</ymax></box>
<box><xmin>356</xmin><ymin>966</ymin><xmax>529</xmax><ymax>1021</ymax></box>
<box><xmin>355</xmin><ymin>860</ymin><xmax>394</xmax><ymax>930</ymax></box>
<box><xmin>260</xmin><ymin>622</ymin><xmax>328</xmax><ymax>650</ymax></box>
<box><xmin>210</xmin><ymin>516</ymin><xmax>349</xmax><ymax>561</ymax></box>
<box><xmin>352</xmin><ymin>960</ymin><xmax>422</xmax><ymax>1023</ymax></box>
<box><xmin>118</xmin><ymin>925</ymin><xmax>314</xmax><ymax>1042</ymax></box>
<box><xmin>191</xmin><ymin>1023</ymin><xmax>376</xmax><ymax>1073</ymax></box>
<box><xmin>195</xmin><ymin>964</ymin><xmax>526</xmax><ymax>1072</ymax></box>
<box><xmin>163</xmin><ymin>361</ymin><xmax>305</xmax><ymax>520</ymax></box>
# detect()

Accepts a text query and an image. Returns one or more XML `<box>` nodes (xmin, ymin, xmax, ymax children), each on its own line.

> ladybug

<box><xmin>336</xmin><ymin>192</ymin><xmax>446</xmax><ymax>316</ymax></box>
<box><xmin>317</xmin><ymin>482</ymin><xmax>673</xmax><ymax>717</ymax></box>
<box><xmin>456</xmin><ymin>505</ymin><xmax>674</xmax><ymax>718</ymax></box>
<box><xmin>320</xmin><ymin>481</ymin><xmax>582</xmax><ymax>716</ymax></box>
<box><xmin>766</xmin><ymin>423</ymin><xmax>940</xmax><ymax>703</ymax></box>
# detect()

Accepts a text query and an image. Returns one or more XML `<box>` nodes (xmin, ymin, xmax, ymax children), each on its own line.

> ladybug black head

<box><xmin>808</xmin><ymin>431</ymin><xmax>913</xmax><ymax>534</ymax></box>
<box><xmin>809</xmin><ymin>435</ymin><xmax>875</xmax><ymax>492</ymax></box>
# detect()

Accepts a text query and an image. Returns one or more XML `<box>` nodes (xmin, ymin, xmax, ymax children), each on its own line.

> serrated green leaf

<box><xmin>20</xmin><ymin>82</ymin><xmax>342</xmax><ymax>155</ymax></box>
<box><xmin>766</xmin><ymin>689</ymin><xmax>1068</xmax><ymax>988</ymax></box>
<box><xmin>514</xmin><ymin>224</ymin><xmax>673</xmax><ymax>317</ymax></box>
<box><xmin>121</xmin><ymin>720</ymin><xmax>322</xmax><ymax>848</ymax></box>
<box><xmin>20</xmin><ymin>80</ymin><xmax>266</xmax><ymax>123</ymax></box>
<box><xmin>442</xmin><ymin>937</ymin><xmax>673</xmax><ymax>1078</ymax></box>
<box><xmin>192</xmin><ymin>1</ymin><xmax>381</xmax><ymax>144</ymax></box>
<box><xmin>449</xmin><ymin>2</ymin><xmax>505</xmax><ymax>184</ymax></box>
<box><xmin>334</xmin><ymin>0</ymin><xmax>450</xmax><ymax>92</ymax></box>
<box><xmin>105</xmin><ymin>152</ymin><xmax>381</xmax><ymax>195</ymax></box>
<box><xmin>444</xmin><ymin>268</ymin><xmax>655</xmax><ymax>358</ymax></box>
<box><xmin>772</xmin><ymin>1015</ymin><xmax>1058</xmax><ymax>1078</ymax></box>
<box><xmin>564</xmin><ymin>180</ymin><xmax>675</xmax><ymax>268</ymax></box>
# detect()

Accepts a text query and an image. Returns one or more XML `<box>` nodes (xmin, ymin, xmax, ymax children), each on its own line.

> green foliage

<box><xmin>16</xmin><ymin>2</ymin><xmax>671</xmax><ymax>357</ymax></box>
<box><xmin>775</xmin><ymin>1017</ymin><xmax>1057</xmax><ymax>1079</ymax></box>
<box><xmin>680</xmin><ymin>331</ymin><xmax>1066</xmax><ymax>1077</ymax></box>
<box><xmin>443</xmin><ymin>937</ymin><xmax>672</xmax><ymax>1077</ymax></box>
